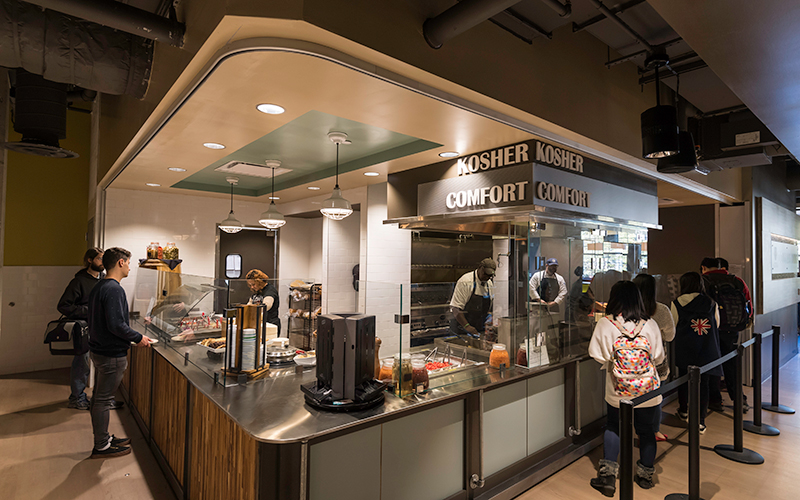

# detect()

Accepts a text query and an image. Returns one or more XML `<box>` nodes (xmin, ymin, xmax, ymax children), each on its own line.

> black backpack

<box><xmin>704</xmin><ymin>274</ymin><xmax>749</xmax><ymax>332</ymax></box>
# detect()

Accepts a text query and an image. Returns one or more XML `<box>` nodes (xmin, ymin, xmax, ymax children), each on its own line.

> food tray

<box><xmin>196</xmin><ymin>342</ymin><xmax>225</xmax><ymax>354</ymax></box>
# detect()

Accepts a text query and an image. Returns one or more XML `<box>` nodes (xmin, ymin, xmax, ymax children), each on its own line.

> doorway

<box><xmin>215</xmin><ymin>227</ymin><xmax>278</xmax><ymax>310</ymax></box>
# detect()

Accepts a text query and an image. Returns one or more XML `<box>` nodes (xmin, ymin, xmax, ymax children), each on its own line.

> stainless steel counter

<box><xmin>136</xmin><ymin>322</ymin><xmax>587</xmax><ymax>445</ymax></box>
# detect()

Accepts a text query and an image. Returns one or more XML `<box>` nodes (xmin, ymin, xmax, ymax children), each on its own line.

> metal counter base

<box><xmin>120</xmin><ymin>333</ymin><xmax>608</xmax><ymax>500</ymax></box>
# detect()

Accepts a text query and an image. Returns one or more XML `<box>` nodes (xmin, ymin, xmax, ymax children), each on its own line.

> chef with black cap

<box><xmin>449</xmin><ymin>258</ymin><xmax>496</xmax><ymax>339</ymax></box>
<box><xmin>529</xmin><ymin>258</ymin><xmax>568</xmax><ymax>311</ymax></box>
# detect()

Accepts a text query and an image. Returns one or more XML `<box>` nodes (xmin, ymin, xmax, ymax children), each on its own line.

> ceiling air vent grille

<box><xmin>214</xmin><ymin>161</ymin><xmax>292</xmax><ymax>178</ymax></box>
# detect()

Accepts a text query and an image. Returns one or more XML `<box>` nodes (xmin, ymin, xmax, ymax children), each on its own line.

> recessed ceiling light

<box><xmin>269</xmin><ymin>196</ymin><xmax>280</xmax><ymax>200</ymax></box>
<box><xmin>439</xmin><ymin>151</ymin><xmax>459</xmax><ymax>158</ymax></box>
<box><xmin>203</xmin><ymin>142</ymin><xmax>226</xmax><ymax>150</ymax></box>
<box><xmin>364</xmin><ymin>172</ymin><xmax>380</xmax><ymax>177</ymax></box>
<box><xmin>308</xmin><ymin>186</ymin><xmax>321</xmax><ymax>190</ymax></box>
<box><xmin>311</xmin><ymin>201</ymin><xmax>321</xmax><ymax>205</ymax></box>
<box><xmin>168</xmin><ymin>167</ymin><xmax>186</xmax><ymax>172</ymax></box>
<box><xmin>146</xmin><ymin>183</ymin><xmax>161</xmax><ymax>187</ymax></box>
<box><xmin>256</xmin><ymin>103</ymin><xmax>285</xmax><ymax>115</ymax></box>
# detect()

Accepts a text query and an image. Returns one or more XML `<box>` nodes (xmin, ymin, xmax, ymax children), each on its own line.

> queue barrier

<box><xmin>743</xmin><ymin>329</ymin><xmax>780</xmax><ymax>435</ymax></box>
<box><xmin>616</xmin><ymin>323</ymin><xmax>795</xmax><ymax>500</ymax></box>
<box><xmin>762</xmin><ymin>325</ymin><xmax>796</xmax><ymax>415</ymax></box>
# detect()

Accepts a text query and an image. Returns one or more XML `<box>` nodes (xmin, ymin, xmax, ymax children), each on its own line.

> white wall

<box><xmin>0</xmin><ymin>266</ymin><xmax>79</xmax><ymax>375</ymax></box>
<box><xmin>322</xmin><ymin>213</ymin><xmax>361</xmax><ymax>314</ymax></box>
<box><xmin>360</xmin><ymin>183</ymin><xmax>411</xmax><ymax>358</ymax></box>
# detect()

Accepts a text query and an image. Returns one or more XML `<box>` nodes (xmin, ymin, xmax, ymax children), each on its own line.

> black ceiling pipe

<box><xmin>586</xmin><ymin>0</ymin><xmax>653</xmax><ymax>51</ymax></box>
<box><xmin>24</xmin><ymin>0</ymin><xmax>185</xmax><ymax>47</ymax></box>
<box><xmin>424</xmin><ymin>0</ymin><xmax>523</xmax><ymax>49</ymax></box>
<box><xmin>539</xmin><ymin>0</ymin><xmax>571</xmax><ymax>18</ymax></box>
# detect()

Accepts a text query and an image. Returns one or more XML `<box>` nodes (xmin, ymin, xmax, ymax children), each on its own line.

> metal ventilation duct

<box><xmin>2</xmin><ymin>70</ymin><xmax>78</xmax><ymax>158</ymax></box>
<box><xmin>0</xmin><ymin>0</ymin><xmax>153</xmax><ymax>98</ymax></box>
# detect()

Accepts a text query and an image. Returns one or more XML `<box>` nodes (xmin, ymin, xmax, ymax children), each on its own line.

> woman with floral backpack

<box><xmin>671</xmin><ymin>271</ymin><xmax>723</xmax><ymax>434</ymax></box>
<box><xmin>589</xmin><ymin>281</ymin><xmax>665</xmax><ymax>497</ymax></box>
<box><xmin>589</xmin><ymin>281</ymin><xmax>665</xmax><ymax>496</ymax></box>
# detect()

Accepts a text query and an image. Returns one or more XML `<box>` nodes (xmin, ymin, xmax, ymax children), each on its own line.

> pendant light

<box><xmin>641</xmin><ymin>52</ymin><xmax>679</xmax><ymax>159</ymax></box>
<box><xmin>259</xmin><ymin>160</ymin><xmax>287</xmax><ymax>229</ymax></box>
<box><xmin>320</xmin><ymin>131</ymin><xmax>353</xmax><ymax>220</ymax></box>
<box><xmin>219</xmin><ymin>176</ymin><xmax>244</xmax><ymax>233</ymax></box>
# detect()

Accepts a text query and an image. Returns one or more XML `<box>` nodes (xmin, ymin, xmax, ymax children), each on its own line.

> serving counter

<box><xmin>120</xmin><ymin>320</ymin><xmax>607</xmax><ymax>500</ymax></box>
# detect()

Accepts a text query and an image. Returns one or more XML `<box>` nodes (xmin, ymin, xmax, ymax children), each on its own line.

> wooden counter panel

<box><xmin>190</xmin><ymin>386</ymin><xmax>257</xmax><ymax>500</ymax></box>
<box><xmin>130</xmin><ymin>345</ymin><xmax>153</xmax><ymax>426</ymax></box>
<box><xmin>152</xmin><ymin>354</ymin><xmax>187</xmax><ymax>486</ymax></box>
<box><xmin>122</xmin><ymin>350</ymin><xmax>131</xmax><ymax>392</ymax></box>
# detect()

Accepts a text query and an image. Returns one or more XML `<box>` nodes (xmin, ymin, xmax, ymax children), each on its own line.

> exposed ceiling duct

<box><xmin>2</xmin><ymin>69</ymin><xmax>78</xmax><ymax>158</ymax></box>
<box><xmin>23</xmin><ymin>0</ymin><xmax>184</xmax><ymax>47</ymax></box>
<box><xmin>423</xmin><ymin>0</ymin><xmax>571</xmax><ymax>48</ymax></box>
<box><xmin>0</xmin><ymin>0</ymin><xmax>154</xmax><ymax>98</ymax></box>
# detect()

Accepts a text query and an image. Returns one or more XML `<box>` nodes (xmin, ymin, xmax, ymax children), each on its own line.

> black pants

<box><xmin>709</xmin><ymin>331</ymin><xmax>747</xmax><ymax>406</ymax></box>
<box><xmin>677</xmin><ymin>366</ymin><xmax>710</xmax><ymax>425</ymax></box>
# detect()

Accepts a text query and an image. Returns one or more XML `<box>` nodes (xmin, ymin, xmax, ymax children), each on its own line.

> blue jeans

<box><xmin>603</xmin><ymin>403</ymin><xmax>660</xmax><ymax>467</ymax></box>
<box><xmin>69</xmin><ymin>352</ymin><xmax>90</xmax><ymax>402</ymax></box>
<box><xmin>89</xmin><ymin>352</ymin><xmax>128</xmax><ymax>449</ymax></box>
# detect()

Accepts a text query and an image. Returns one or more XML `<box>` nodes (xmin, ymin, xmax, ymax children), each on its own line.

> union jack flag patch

<box><xmin>691</xmin><ymin>318</ymin><xmax>710</xmax><ymax>336</ymax></box>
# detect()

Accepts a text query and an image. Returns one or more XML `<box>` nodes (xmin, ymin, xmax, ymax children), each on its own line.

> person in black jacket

<box><xmin>57</xmin><ymin>247</ymin><xmax>104</xmax><ymax>409</ymax></box>
<box><xmin>88</xmin><ymin>247</ymin><xmax>153</xmax><ymax>459</ymax></box>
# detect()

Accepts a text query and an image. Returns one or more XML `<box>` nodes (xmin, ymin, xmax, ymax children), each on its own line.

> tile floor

<box><xmin>0</xmin><ymin>369</ymin><xmax>173</xmax><ymax>500</ymax></box>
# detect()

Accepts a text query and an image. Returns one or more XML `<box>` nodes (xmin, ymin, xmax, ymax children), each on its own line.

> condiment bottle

<box><xmin>516</xmin><ymin>343</ymin><xmax>527</xmax><ymax>367</ymax></box>
<box><xmin>156</xmin><ymin>243</ymin><xmax>163</xmax><ymax>259</ymax></box>
<box><xmin>378</xmin><ymin>358</ymin><xmax>393</xmax><ymax>382</ymax></box>
<box><xmin>411</xmin><ymin>357</ymin><xmax>429</xmax><ymax>393</ymax></box>
<box><xmin>489</xmin><ymin>343</ymin><xmax>510</xmax><ymax>369</ymax></box>
<box><xmin>392</xmin><ymin>354</ymin><xmax>413</xmax><ymax>396</ymax></box>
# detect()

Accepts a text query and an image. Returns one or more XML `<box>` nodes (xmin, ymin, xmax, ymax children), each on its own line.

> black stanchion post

<box><xmin>764</xmin><ymin>325</ymin><xmax>795</xmax><ymax>414</ymax></box>
<box><xmin>619</xmin><ymin>399</ymin><xmax>634</xmax><ymax>500</ymax></box>
<box><xmin>666</xmin><ymin>366</ymin><xmax>704</xmax><ymax>500</ymax></box>
<box><xmin>714</xmin><ymin>345</ymin><xmax>764</xmax><ymax>464</ymax></box>
<box><xmin>744</xmin><ymin>332</ymin><xmax>780</xmax><ymax>435</ymax></box>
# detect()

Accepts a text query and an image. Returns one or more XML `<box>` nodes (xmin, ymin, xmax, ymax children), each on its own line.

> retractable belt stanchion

<box><xmin>619</xmin><ymin>399</ymin><xmax>634</xmax><ymax>500</ymax></box>
<box><xmin>666</xmin><ymin>365</ymin><xmax>704</xmax><ymax>500</ymax></box>
<box><xmin>713</xmin><ymin>344</ymin><xmax>764</xmax><ymax>464</ymax></box>
<box><xmin>744</xmin><ymin>331</ymin><xmax>780</xmax><ymax>436</ymax></box>
<box><xmin>763</xmin><ymin>325</ymin><xmax>795</xmax><ymax>414</ymax></box>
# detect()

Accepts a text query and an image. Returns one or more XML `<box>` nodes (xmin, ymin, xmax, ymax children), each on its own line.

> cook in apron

<box><xmin>450</xmin><ymin>271</ymin><xmax>492</xmax><ymax>338</ymax></box>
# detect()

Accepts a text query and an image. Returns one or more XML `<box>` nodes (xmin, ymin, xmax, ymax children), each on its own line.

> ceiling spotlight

<box><xmin>641</xmin><ymin>53</ymin><xmax>679</xmax><ymax>159</ymax></box>
<box><xmin>320</xmin><ymin>132</ymin><xmax>353</xmax><ymax>221</ymax></box>
<box><xmin>145</xmin><ymin>183</ymin><xmax>161</xmax><ymax>187</ymax></box>
<box><xmin>439</xmin><ymin>151</ymin><xmax>459</xmax><ymax>158</ymax></box>
<box><xmin>219</xmin><ymin>176</ymin><xmax>243</xmax><ymax>234</ymax></box>
<box><xmin>657</xmin><ymin>131</ymin><xmax>699</xmax><ymax>174</ymax></box>
<box><xmin>203</xmin><ymin>142</ymin><xmax>226</xmax><ymax>150</ymax></box>
<box><xmin>168</xmin><ymin>167</ymin><xmax>186</xmax><ymax>172</ymax></box>
<box><xmin>259</xmin><ymin>160</ymin><xmax>286</xmax><ymax>229</ymax></box>
<box><xmin>364</xmin><ymin>172</ymin><xmax>380</xmax><ymax>177</ymax></box>
<box><xmin>308</xmin><ymin>186</ymin><xmax>321</xmax><ymax>190</ymax></box>
<box><xmin>256</xmin><ymin>103</ymin><xmax>285</xmax><ymax>115</ymax></box>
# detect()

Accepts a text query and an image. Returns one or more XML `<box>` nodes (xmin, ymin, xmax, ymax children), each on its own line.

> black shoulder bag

<box><xmin>43</xmin><ymin>317</ymin><xmax>89</xmax><ymax>356</ymax></box>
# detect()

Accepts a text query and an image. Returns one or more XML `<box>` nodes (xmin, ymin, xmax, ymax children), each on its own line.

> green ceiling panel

<box><xmin>172</xmin><ymin>110</ymin><xmax>441</xmax><ymax>196</ymax></box>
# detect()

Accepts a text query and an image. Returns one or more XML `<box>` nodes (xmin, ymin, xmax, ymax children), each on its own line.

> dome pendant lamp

<box><xmin>320</xmin><ymin>132</ymin><xmax>353</xmax><ymax>220</ymax></box>
<box><xmin>259</xmin><ymin>160</ymin><xmax>287</xmax><ymax>229</ymax></box>
<box><xmin>219</xmin><ymin>176</ymin><xmax>244</xmax><ymax>233</ymax></box>
<box><xmin>641</xmin><ymin>54</ymin><xmax>680</xmax><ymax>159</ymax></box>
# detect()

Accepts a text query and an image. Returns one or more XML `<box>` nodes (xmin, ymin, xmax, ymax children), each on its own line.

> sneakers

<box><xmin>699</xmin><ymin>424</ymin><xmax>707</xmax><ymax>434</ymax></box>
<box><xmin>590</xmin><ymin>459</ymin><xmax>619</xmax><ymax>497</ymax></box>
<box><xmin>677</xmin><ymin>409</ymin><xmax>688</xmax><ymax>421</ymax></box>
<box><xmin>708</xmin><ymin>401</ymin><xmax>725</xmax><ymax>412</ymax></box>
<box><xmin>68</xmin><ymin>398</ymin><xmax>90</xmax><ymax>410</ymax></box>
<box><xmin>112</xmin><ymin>400</ymin><xmax>125</xmax><ymax>410</ymax></box>
<box><xmin>90</xmin><ymin>444</ymin><xmax>131</xmax><ymax>459</ymax></box>
<box><xmin>110</xmin><ymin>435</ymin><xmax>131</xmax><ymax>447</ymax></box>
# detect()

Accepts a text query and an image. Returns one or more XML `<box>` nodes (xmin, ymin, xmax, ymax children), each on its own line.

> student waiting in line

<box><xmin>589</xmin><ymin>281</ymin><xmax>665</xmax><ymax>495</ymax></box>
<box><xmin>671</xmin><ymin>271</ymin><xmax>723</xmax><ymax>434</ymax></box>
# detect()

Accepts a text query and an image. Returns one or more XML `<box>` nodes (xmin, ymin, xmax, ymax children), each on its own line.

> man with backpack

<box><xmin>701</xmin><ymin>257</ymin><xmax>753</xmax><ymax>412</ymax></box>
